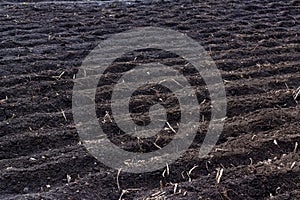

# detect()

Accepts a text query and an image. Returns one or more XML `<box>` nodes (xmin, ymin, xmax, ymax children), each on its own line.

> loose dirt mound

<box><xmin>0</xmin><ymin>0</ymin><xmax>299</xmax><ymax>199</ymax></box>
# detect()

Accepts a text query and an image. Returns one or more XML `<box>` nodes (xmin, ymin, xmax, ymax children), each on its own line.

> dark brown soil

<box><xmin>0</xmin><ymin>0</ymin><xmax>299</xmax><ymax>199</ymax></box>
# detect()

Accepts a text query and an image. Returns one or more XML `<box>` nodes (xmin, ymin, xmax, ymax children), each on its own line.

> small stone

<box><xmin>29</xmin><ymin>157</ymin><xmax>37</xmax><ymax>161</ymax></box>
<box><xmin>23</xmin><ymin>187</ymin><xmax>29</xmax><ymax>193</ymax></box>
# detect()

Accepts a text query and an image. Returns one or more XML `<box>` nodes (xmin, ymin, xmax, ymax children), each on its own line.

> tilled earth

<box><xmin>0</xmin><ymin>0</ymin><xmax>299</xmax><ymax>199</ymax></box>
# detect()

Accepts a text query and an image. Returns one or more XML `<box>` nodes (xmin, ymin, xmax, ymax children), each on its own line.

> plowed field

<box><xmin>0</xmin><ymin>0</ymin><xmax>299</xmax><ymax>199</ymax></box>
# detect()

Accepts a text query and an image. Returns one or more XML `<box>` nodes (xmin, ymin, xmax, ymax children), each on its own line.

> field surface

<box><xmin>0</xmin><ymin>0</ymin><xmax>299</xmax><ymax>199</ymax></box>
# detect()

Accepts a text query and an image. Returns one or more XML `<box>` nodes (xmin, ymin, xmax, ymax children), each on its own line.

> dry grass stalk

<box><xmin>293</xmin><ymin>142</ymin><xmax>298</xmax><ymax>153</ymax></box>
<box><xmin>117</xmin><ymin>168</ymin><xmax>122</xmax><ymax>191</ymax></box>
<box><xmin>216</xmin><ymin>168</ymin><xmax>224</xmax><ymax>185</ymax></box>
<box><xmin>166</xmin><ymin>163</ymin><xmax>170</xmax><ymax>176</ymax></box>
<box><xmin>166</xmin><ymin>122</ymin><xmax>176</xmax><ymax>133</ymax></box>
<box><xmin>292</xmin><ymin>86</ymin><xmax>300</xmax><ymax>100</ymax></box>
<box><xmin>61</xmin><ymin>109</ymin><xmax>67</xmax><ymax>121</ymax></box>
<box><xmin>118</xmin><ymin>188</ymin><xmax>140</xmax><ymax>200</ymax></box>
<box><xmin>67</xmin><ymin>174</ymin><xmax>71</xmax><ymax>183</ymax></box>
<box><xmin>103</xmin><ymin>111</ymin><xmax>112</xmax><ymax>123</ymax></box>
<box><xmin>290</xmin><ymin>161</ymin><xmax>296</xmax><ymax>169</ymax></box>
